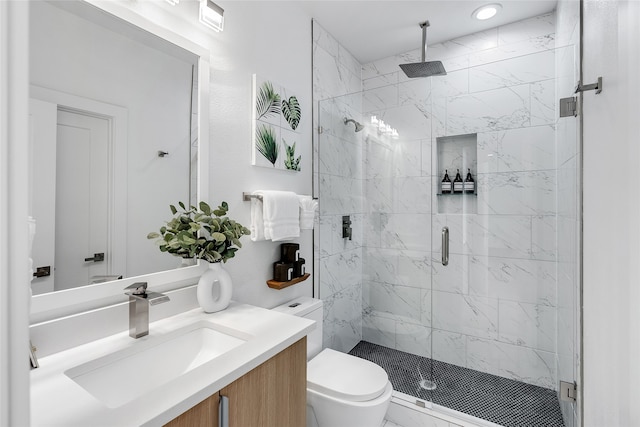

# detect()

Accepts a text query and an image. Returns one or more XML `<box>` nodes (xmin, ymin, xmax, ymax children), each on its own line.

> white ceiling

<box><xmin>297</xmin><ymin>0</ymin><xmax>558</xmax><ymax>64</ymax></box>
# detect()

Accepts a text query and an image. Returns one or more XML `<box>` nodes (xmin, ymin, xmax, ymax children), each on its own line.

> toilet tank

<box><xmin>273</xmin><ymin>297</ymin><xmax>323</xmax><ymax>359</ymax></box>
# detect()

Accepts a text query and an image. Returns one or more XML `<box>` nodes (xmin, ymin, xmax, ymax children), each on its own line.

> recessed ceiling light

<box><xmin>472</xmin><ymin>3</ymin><xmax>502</xmax><ymax>20</ymax></box>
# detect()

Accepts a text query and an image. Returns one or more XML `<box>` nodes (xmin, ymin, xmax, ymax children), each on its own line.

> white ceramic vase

<box><xmin>197</xmin><ymin>262</ymin><xmax>232</xmax><ymax>313</ymax></box>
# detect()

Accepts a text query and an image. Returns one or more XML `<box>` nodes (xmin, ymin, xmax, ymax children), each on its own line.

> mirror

<box><xmin>28</xmin><ymin>0</ymin><xmax>209</xmax><ymax>315</ymax></box>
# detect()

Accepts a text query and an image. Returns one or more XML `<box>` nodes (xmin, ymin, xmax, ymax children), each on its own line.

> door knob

<box><xmin>84</xmin><ymin>252</ymin><xmax>105</xmax><ymax>262</ymax></box>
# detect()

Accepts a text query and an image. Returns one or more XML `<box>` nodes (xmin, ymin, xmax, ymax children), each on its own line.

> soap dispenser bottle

<box><xmin>464</xmin><ymin>168</ymin><xmax>475</xmax><ymax>194</ymax></box>
<box><xmin>441</xmin><ymin>170</ymin><xmax>452</xmax><ymax>194</ymax></box>
<box><xmin>453</xmin><ymin>169</ymin><xmax>463</xmax><ymax>193</ymax></box>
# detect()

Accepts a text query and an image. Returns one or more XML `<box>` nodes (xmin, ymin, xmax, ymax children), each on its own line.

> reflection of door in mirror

<box><xmin>55</xmin><ymin>109</ymin><xmax>110</xmax><ymax>291</ymax></box>
<box><xmin>30</xmin><ymin>99</ymin><xmax>126</xmax><ymax>295</ymax></box>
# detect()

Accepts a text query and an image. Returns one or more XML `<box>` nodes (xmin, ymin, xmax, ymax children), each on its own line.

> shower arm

<box><xmin>421</xmin><ymin>21</ymin><xmax>428</xmax><ymax>63</ymax></box>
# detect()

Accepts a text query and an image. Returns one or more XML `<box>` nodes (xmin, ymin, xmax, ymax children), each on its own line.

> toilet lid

<box><xmin>307</xmin><ymin>349</ymin><xmax>389</xmax><ymax>402</ymax></box>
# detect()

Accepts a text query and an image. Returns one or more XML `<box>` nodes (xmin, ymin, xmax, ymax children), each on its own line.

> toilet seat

<box><xmin>307</xmin><ymin>349</ymin><xmax>389</xmax><ymax>402</ymax></box>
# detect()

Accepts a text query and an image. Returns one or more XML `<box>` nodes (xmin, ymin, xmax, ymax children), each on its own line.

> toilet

<box><xmin>274</xmin><ymin>297</ymin><xmax>393</xmax><ymax>427</ymax></box>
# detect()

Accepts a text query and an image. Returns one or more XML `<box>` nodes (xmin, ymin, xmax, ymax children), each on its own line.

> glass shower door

<box><xmin>429</xmin><ymin>43</ymin><xmax>579</xmax><ymax>426</ymax></box>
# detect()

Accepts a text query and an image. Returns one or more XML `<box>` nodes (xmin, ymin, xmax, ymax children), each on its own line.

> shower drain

<box><xmin>419</xmin><ymin>379</ymin><xmax>437</xmax><ymax>391</ymax></box>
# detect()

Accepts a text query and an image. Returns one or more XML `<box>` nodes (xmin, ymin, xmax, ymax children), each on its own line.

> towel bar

<box><xmin>243</xmin><ymin>192</ymin><xmax>262</xmax><ymax>201</ymax></box>
<box><xmin>243</xmin><ymin>192</ymin><xmax>318</xmax><ymax>202</ymax></box>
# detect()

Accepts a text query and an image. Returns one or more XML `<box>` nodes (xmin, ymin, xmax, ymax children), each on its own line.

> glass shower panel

<box><xmin>316</xmin><ymin>92</ymin><xmax>365</xmax><ymax>355</ymax></box>
<box><xmin>359</xmin><ymin>76</ymin><xmax>435</xmax><ymax>404</ymax></box>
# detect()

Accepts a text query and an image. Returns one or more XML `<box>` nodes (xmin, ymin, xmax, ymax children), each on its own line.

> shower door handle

<box><xmin>442</xmin><ymin>227</ymin><xmax>449</xmax><ymax>266</ymax></box>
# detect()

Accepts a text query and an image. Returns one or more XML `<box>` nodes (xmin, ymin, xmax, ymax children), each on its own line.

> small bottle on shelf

<box><xmin>441</xmin><ymin>170</ymin><xmax>452</xmax><ymax>194</ymax></box>
<box><xmin>453</xmin><ymin>169</ymin><xmax>463</xmax><ymax>193</ymax></box>
<box><xmin>464</xmin><ymin>168</ymin><xmax>475</xmax><ymax>194</ymax></box>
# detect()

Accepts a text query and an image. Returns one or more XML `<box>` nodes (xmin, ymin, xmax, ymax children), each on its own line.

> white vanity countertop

<box><xmin>30</xmin><ymin>302</ymin><xmax>315</xmax><ymax>427</ymax></box>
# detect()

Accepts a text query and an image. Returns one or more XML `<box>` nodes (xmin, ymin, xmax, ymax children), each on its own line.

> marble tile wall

<box><xmin>361</xmin><ymin>13</ymin><xmax>562</xmax><ymax>390</ymax></box>
<box><xmin>312</xmin><ymin>21</ymin><xmax>364</xmax><ymax>353</ymax></box>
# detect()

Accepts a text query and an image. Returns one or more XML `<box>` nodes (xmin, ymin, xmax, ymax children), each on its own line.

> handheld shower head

<box><xmin>344</xmin><ymin>117</ymin><xmax>364</xmax><ymax>132</ymax></box>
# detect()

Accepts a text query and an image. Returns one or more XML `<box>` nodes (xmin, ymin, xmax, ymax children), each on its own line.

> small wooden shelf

<box><xmin>267</xmin><ymin>273</ymin><xmax>310</xmax><ymax>290</ymax></box>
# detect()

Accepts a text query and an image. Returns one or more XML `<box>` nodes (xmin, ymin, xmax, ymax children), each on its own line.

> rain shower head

<box><xmin>399</xmin><ymin>21</ymin><xmax>447</xmax><ymax>78</ymax></box>
<box><xmin>344</xmin><ymin>117</ymin><xmax>364</xmax><ymax>132</ymax></box>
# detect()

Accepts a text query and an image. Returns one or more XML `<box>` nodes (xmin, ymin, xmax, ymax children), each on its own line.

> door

<box><xmin>54</xmin><ymin>108</ymin><xmax>110</xmax><ymax>290</ymax></box>
<box><xmin>431</xmin><ymin>41</ymin><xmax>580</xmax><ymax>425</ymax></box>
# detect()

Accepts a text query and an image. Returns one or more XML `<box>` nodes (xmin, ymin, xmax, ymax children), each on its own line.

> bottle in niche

<box><xmin>453</xmin><ymin>169</ymin><xmax>464</xmax><ymax>193</ymax></box>
<box><xmin>441</xmin><ymin>170</ymin><xmax>452</xmax><ymax>194</ymax></box>
<box><xmin>464</xmin><ymin>168</ymin><xmax>475</xmax><ymax>194</ymax></box>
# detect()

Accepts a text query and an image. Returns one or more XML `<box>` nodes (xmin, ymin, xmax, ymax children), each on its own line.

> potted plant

<box><xmin>147</xmin><ymin>201</ymin><xmax>250</xmax><ymax>312</ymax></box>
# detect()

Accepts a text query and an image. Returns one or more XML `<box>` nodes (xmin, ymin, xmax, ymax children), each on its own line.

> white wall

<box><xmin>203</xmin><ymin>2</ymin><xmax>314</xmax><ymax>308</ymax></box>
<box><xmin>583</xmin><ymin>1</ymin><xmax>640</xmax><ymax>426</ymax></box>
<box><xmin>0</xmin><ymin>2</ymin><xmax>31</xmax><ymax>425</ymax></box>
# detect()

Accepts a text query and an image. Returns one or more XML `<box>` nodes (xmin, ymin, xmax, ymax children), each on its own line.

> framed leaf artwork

<box><xmin>252</xmin><ymin>75</ymin><xmax>302</xmax><ymax>171</ymax></box>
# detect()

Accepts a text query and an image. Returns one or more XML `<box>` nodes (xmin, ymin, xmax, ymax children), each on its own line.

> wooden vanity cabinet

<box><xmin>165</xmin><ymin>337</ymin><xmax>306</xmax><ymax>427</ymax></box>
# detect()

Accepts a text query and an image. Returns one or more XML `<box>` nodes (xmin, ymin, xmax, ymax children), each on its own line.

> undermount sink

<box><xmin>64</xmin><ymin>321</ymin><xmax>247</xmax><ymax>408</ymax></box>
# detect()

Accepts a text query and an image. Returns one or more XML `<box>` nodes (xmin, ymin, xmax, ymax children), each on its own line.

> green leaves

<box><xmin>281</xmin><ymin>96</ymin><xmax>301</xmax><ymax>130</ymax></box>
<box><xmin>256</xmin><ymin>124</ymin><xmax>279</xmax><ymax>166</ymax></box>
<box><xmin>284</xmin><ymin>140</ymin><xmax>301</xmax><ymax>171</ymax></box>
<box><xmin>147</xmin><ymin>201</ymin><xmax>251</xmax><ymax>263</ymax></box>
<box><xmin>256</xmin><ymin>81</ymin><xmax>281</xmax><ymax>120</ymax></box>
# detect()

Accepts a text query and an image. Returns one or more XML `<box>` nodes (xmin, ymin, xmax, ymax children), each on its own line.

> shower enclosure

<box><xmin>314</xmin><ymin>13</ymin><xmax>580</xmax><ymax>426</ymax></box>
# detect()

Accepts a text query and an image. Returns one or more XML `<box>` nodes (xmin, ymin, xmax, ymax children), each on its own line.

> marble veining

<box><xmin>364</xmin><ymin>247</ymin><xmax>431</xmax><ymax>288</ymax></box>
<box><xmin>364</xmin><ymin>281</ymin><xmax>423</xmax><ymax>324</ymax></box>
<box><xmin>498</xmin><ymin>13</ymin><xmax>555</xmax><ymax>46</ymax></box>
<box><xmin>323</xmin><ymin>284</ymin><xmax>363</xmax><ymax>353</ymax></box>
<box><xmin>477</xmin><ymin>170</ymin><xmax>556</xmax><ymax>215</ymax></box>
<box><xmin>432</xmin><ymin>292</ymin><xmax>499</xmax><ymax>340</ymax></box>
<box><xmin>530</xmin><ymin>79</ymin><xmax>556</xmax><ymax>126</ymax></box>
<box><xmin>469</xmin><ymin>50</ymin><xmax>555</xmax><ymax>93</ymax></box>
<box><xmin>313</xmin><ymin>21</ymin><xmax>366</xmax><ymax>355</ymax></box>
<box><xmin>498</xmin><ymin>300</ymin><xmax>556</xmax><ymax>352</ymax></box>
<box><xmin>365</xmin><ymin>137</ymin><xmax>422</xmax><ymax>178</ymax></box>
<box><xmin>319</xmin><ymin>249</ymin><xmax>362</xmax><ymax>297</ymax></box>
<box><xmin>468</xmin><ymin>256</ymin><xmax>557</xmax><ymax>306</ymax></box>
<box><xmin>447</xmin><ymin>85</ymin><xmax>531</xmax><ymax>134</ymax></box>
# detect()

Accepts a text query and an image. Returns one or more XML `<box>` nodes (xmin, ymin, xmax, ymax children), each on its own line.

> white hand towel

<box><xmin>297</xmin><ymin>195</ymin><xmax>318</xmax><ymax>230</ymax></box>
<box><xmin>250</xmin><ymin>192</ymin><xmax>266</xmax><ymax>242</ymax></box>
<box><xmin>257</xmin><ymin>190</ymin><xmax>300</xmax><ymax>241</ymax></box>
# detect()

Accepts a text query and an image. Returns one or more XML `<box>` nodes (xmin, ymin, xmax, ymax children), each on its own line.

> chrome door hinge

<box><xmin>560</xmin><ymin>380</ymin><xmax>577</xmax><ymax>403</ymax></box>
<box><xmin>559</xmin><ymin>96</ymin><xmax>578</xmax><ymax>118</ymax></box>
<box><xmin>575</xmin><ymin>76</ymin><xmax>603</xmax><ymax>94</ymax></box>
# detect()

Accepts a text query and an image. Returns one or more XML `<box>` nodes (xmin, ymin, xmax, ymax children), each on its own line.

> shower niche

<box><xmin>436</xmin><ymin>133</ymin><xmax>477</xmax><ymax>214</ymax></box>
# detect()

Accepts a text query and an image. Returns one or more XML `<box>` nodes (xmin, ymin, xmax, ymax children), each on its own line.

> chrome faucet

<box><xmin>124</xmin><ymin>282</ymin><xmax>170</xmax><ymax>338</ymax></box>
<box><xmin>29</xmin><ymin>340</ymin><xmax>39</xmax><ymax>369</ymax></box>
